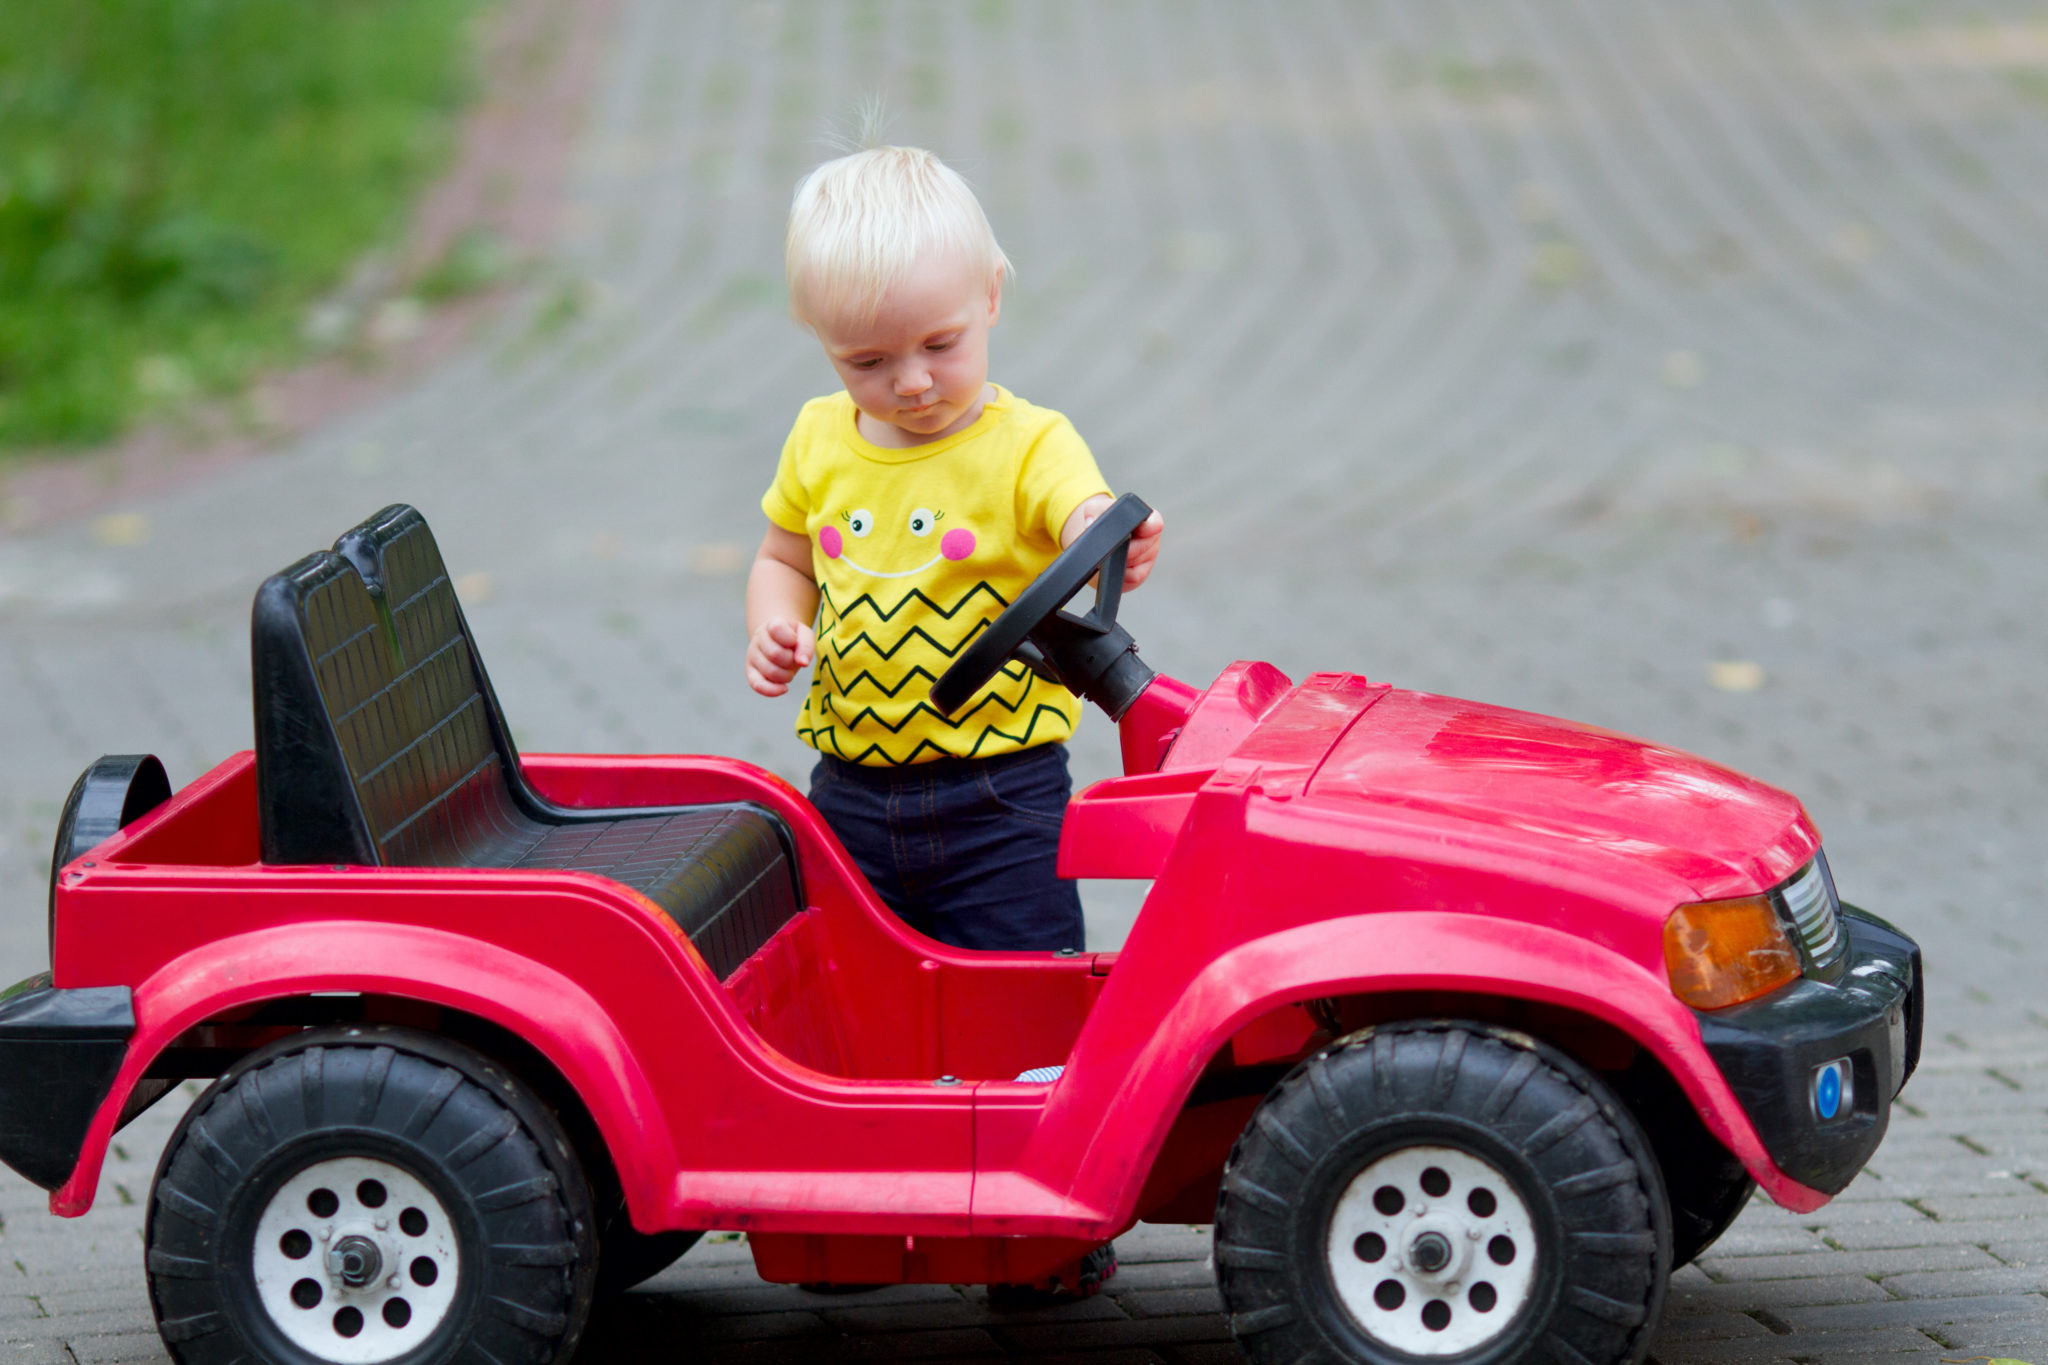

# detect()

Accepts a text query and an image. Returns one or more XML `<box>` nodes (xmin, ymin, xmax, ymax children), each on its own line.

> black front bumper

<box><xmin>1695</xmin><ymin>906</ymin><xmax>1923</xmax><ymax>1196</ymax></box>
<box><xmin>0</xmin><ymin>974</ymin><xmax>134</xmax><ymax>1190</ymax></box>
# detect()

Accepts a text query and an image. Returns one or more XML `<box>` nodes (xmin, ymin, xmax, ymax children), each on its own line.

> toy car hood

<box><xmin>1304</xmin><ymin>688</ymin><xmax>1816</xmax><ymax>902</ymax></box>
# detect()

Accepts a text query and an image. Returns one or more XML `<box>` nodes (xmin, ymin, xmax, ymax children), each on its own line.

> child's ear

<box><xmin>987</xmin><ymin>267</ymin><xmax>1004</xmax><ymax>326</ymax></box>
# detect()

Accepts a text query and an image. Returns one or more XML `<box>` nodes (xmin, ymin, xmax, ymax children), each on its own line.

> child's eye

<box><xmin>851</xmin><ymin>358</ymin><xmax>881</xmax><ymax>370</ymax></box>
<box><xmin>907</xmin><ymin>508</ymin><xmax>936</xmax><ymax>537</ymax></box>
<box><xmin>925</xmin><ymin>341</ymin><xmax>953</xmax><ymax>352</ymax></box>
<box><xmin>846</xmin><ymin>509</ymin><xmax>874</xmax><ymax>538</ymax></box>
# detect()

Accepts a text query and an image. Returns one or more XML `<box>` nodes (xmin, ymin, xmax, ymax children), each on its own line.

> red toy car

<box><xmin>2</xmin><ymin>497</ymin><xmax>1919</xmax><ymax>1365</ymax></box>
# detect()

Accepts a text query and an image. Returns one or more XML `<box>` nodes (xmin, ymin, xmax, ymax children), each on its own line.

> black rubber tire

<box><xmin>1609</xmin><ymin>1049</ymin><xmax>1755</xmax><ymax>1267</ymax></box>
<box><xmin>1214</xmin><ymin>1021</ymin><xmax>1670</xmax><ymax>1365</ymax></box>
<box><xmin>145</xmin><ymin>1025</ymin><xmax>597</xmax><ymax>1365</ymax></box>
<box><xmin>1669</xmin><ymin>1168</ymin><xmax>1754</xmax><ymax>1269</ymax></box>
<box><xmin>594</xmin><ymin>1217</ymin><xmax>699</xmax><ymax>1297</ymax></box>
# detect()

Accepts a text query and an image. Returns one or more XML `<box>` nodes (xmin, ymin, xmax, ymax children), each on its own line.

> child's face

<box><xmin>813</xmin><ymin>252</ymin><xmax>1001</xmax><ymax>445</ymax></box>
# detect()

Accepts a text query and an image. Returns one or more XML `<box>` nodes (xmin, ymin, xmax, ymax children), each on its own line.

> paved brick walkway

<box><xmin>2</xmin><ymin>1</ymin><xmax>2046</xmax><ymax>1361</ymax></box>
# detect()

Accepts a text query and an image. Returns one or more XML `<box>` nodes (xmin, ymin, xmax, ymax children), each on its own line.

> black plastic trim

<box><xmin>0</xmin><ymin>974</ymin><xmax>134</xmax><ymax>1190</ymax></box>
<box><xmin>1694</xmin><ymin>906</ymin><xmax>1922</xmax><ymax>1195</ymax></box>
<box><xmin>49</xmin><ymin>754</ymin><xmax>172</xmax><ymax>959</ymax></box>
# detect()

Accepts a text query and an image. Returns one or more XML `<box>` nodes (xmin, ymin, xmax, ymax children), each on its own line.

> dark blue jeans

<box><xmin>808</xmin><ymin>744</ymin><xmax>1085</xmax><ymax>952</ymax></box>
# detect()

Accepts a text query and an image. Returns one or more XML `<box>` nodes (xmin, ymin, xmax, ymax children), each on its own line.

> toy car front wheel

<box><xmin>145</xmin><ymin>1026</ymin><xmax>596</xmax><ymax>1365</ymax></box>
<box><xmin>1215</xmin><ymin>1022</ymin><xmax>1670</xmax><ymax>1365</ymax></box>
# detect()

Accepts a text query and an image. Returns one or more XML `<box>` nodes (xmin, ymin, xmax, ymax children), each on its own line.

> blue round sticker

<box><xmin>1816</xmin><ymin>1066</ymin><xmax>1842</xmax><ymax>1120</ymax></box>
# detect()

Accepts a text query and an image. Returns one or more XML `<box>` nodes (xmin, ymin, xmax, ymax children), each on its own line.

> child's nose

<box><xmin>895</xmin><ymin>365</ymin><xmax>931</xmax><ymax>396</ymax></box>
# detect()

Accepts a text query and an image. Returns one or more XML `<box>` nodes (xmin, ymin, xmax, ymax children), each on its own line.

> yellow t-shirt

<box><xmin>762</xmin><ymin>386</ymin><xmax>1111</xmax><ymax>766</ymax></box>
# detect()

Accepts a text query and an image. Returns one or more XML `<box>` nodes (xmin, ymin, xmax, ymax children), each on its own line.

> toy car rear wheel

<box><xmin>145</xmin><ymin>1026</ymin><xmax>596</xmax><ymax>1365</ymax></box>
<box><xmin>1214</xmin><ymin>1021</ymin><xmax>1670</xmax><ymax>1365</ymax></box>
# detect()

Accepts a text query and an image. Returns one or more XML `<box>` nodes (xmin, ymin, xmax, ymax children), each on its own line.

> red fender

<box><xmin>53</xmin><ymin>924</ymin><xmax>668</xmax><ymax>1219</ymax></box>
<box><xmin>1023</xmin><ymin>912</ymin><xmax>1824</xmax><ymax>1233</ymax></box>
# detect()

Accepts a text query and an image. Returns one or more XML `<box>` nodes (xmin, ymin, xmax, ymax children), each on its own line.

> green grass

<box><xmin>0</xmin><ymin>0</ymin><xmax>486</xmax><ymax>450</ymax></box>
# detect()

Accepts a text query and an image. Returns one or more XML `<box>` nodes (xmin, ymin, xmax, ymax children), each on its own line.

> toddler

<box><xmin>745</xmin><ymin>144</ymin><xmax>1163</xmax><ymax>952</ymax></box>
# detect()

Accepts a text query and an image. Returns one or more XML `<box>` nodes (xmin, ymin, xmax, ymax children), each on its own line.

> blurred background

<box><xmin>1</xmin><ymin>2</ymin><xmax>2045</xmax><ymax>1361</ymax></box>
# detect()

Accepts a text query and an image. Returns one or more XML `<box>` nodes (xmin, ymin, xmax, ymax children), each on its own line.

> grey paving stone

<box><xmin>1655</xmin><ymin>1311</ymin><xmax>1775</xmax><ymax>1342</ymax></box>
<box><xmin>1802</xmin><ymin>1200</ymin><xmax>1942</xmax><ymax>1229</ymax></box>
<box><xmin>1114</xmin><ymin>1228</ymin><xmax>1212</xmax><ymax>1265</ymax></box>
<box><xmin>1702</xmin><ymin>1223</ymin><xmax>1830</xmax><ymax>1257</ymax></box>
<box><xmin>0</xmin><ymin>1344</ymin><xmax>77</xmax><ymax>1365</ymax></box>
<box><xmin>0</xmin><ymin>1310</ymin><xmax>157</xmax><ymax>1345</ymax></box>
<box><xmin>637</xmin><ymin>1283</ymin><xmax>846</xmax><ymax>1316</ymax></box>
<box><xmin>1818</xmin><ymin>1217</ymin><xmax>2048</xmax><ymax>1252</ymax></box>
<box><xmin>1651</xmin><ymin>1326</ymin><xmax>1940</xmax><ymax>1363</ymax></box>
<box><xmin>1700</xmin><ymin>1244</ymin><xmax>2001</xmax><ymax>1283</ymax></box>
<box><xmin>1929</xmin><ymin>1317</ymin><xmax>2048</xmax><ymax>1355</ymax></box>
<box><xmin>1850</xmin><ymin>1161</ymin><xmax>2048</xmax><ymax>1198</ymax></box>
<box><xmin>1099</xmin><ymin>1262</ymin><xmax>1216</xmax><ymax>1293</ymax></box>
<box><xmin>1881</xmin><ymin>1266</ymin><xmax>2048</xmax><ymax>1299</ymax></box>
<box><xmin>959</xmin><ymin>1286</ymin><xmax>1135</xmax><ymax>1316</ymax></box>
<box><xmin>1112</xmin><ymin>1288</ymin><xmax>1224</xmax><ymax>1320</ymax></box>
<box><xmin>66</xmin><ymin>1333</ymin><xmax>173</xmax><ymax>1365</ymax></box>
<box><xmin>1785</xmin><ymin>1292</ymin><xmax>2048</xmax><ymax>1333</ymax></box>
<box><xmin>831</xmin><ymin>1328</ymin><xmax>1005</xmax><ymax>1359</ymax></box>
<box><xmin>825</xmin><ymin>1296</ymin><xmax>1129</xmax><ymax>1333</ymax></box>
<box><xmin>687</xmin><ymin>1234</ymin><xmax>765</xmax><ymax>1268</ymax></box>
<box><xmin>676</xmin><ymin>1282</ymin><xmax>974</xmax><ymax>1318</ymax></box>
<box><xmin>1666</xmin><ymin>1275</ymin><xmax>1892</xmax><ymax>1315</ymax></box>
<box><xmin>643</xmin><ymin>1338</ymin><xmax>915</xmax><ymax>1365</ymax></box>
<box><xmin>1985</xmin><ymin>1241</ymin><xmax>2048</xmax><ymax>1270</ymax></box>
<box><xmin>650</xmin><ymin>1257</ymin><xmax>793</xmax><ymax>1288</ymax></box>
<box><xmin>1158</xmin><ymin>1348</ymin><xmax>1246</xmax><ymax>1365</ymax></box>
<box><xmin>992</xmin><ymin>1315</ymin><xmax>1235</xmax><ymax>1355</ymax></box>
<box><xmin>1913</xmin><ymin>1193</ymin><xmax>2048</xmax><ymax>1224</ymax></box>
<box><xmin>692</xmin><ymin>1310</ymin><xmax>832</xmax><ymax>1343</ymax></box>
<box><xmin>16</xmin><ymin>1286</ymin><xmax>149</xmax><ymax>1316</ymax></box>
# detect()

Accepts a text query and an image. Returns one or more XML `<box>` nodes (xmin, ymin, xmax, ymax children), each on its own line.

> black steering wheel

<box><xmin>929</xmin><ymin>493</ymin><xmax>1156</xmax><ymax>721</ymax></box>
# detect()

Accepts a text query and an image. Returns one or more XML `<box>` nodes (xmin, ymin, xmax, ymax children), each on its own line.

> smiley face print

<box><xmin>818</xmin><ymin>504</ymin><xmax>978</xmax><ymax>579</ymax></box>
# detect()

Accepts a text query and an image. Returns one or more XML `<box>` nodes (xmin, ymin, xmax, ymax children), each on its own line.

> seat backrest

<box><xmin>252</xmin><ymin>508</ymin><xmax>529</xmax><ymax>866</ymax></box>
<box><xmin>251</xmin><ymin>550</ymin><xmax>408</xmax><ymax>864</ymax></box>
<box><xmin>251</xmin><ymin>506</ymin><xmax>805</xmax><ymax>987</ymax></box>
<box><xmin>330</xmin><ymin>505</ymin><xmax>547</xmax><ymax>862</ymax></box>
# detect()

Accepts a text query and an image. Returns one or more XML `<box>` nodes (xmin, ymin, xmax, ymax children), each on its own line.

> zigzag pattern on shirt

<box><xmin>825</xmin><ymin>617</ymin><xmax>994</xmax><ymax>663</ymax></box>
<box><xmin>816</xmin><ymin>582</ymin><xmax>1010</xmax><ymax>662</ymax></box>
<box><xmin>816</xmin><ymin>580</ymin><xmax>1010</xmax><ymax>627</ymax></box>
<box><xmin>799</xmin><ymin>701</ymin><xmax>1073</xmax><ymax>767</ymax></box>
<box><xmin>800</xmin><ymin>576</ymin><xmax>1069</xmax><ymax>766</ymax></box>
<box><xmin>816</xmin><ymin>665</ymin><xmax>1037</xmax><ymax>736</ymax></box>
<box><xmin>817</xmin><ymin>660</ymin><xmax>939</xmax><ymax>699</ymax></box>
<box><xmin>812</xmin><ymin>657</ymin><xmax>1030</xmax><ymax>699</ymax></box>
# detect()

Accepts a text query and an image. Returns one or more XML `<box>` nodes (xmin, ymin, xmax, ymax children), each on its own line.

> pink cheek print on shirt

<box><xmin>818</xmin><ymin>526</ymin><xmax>842</xmax><ymax>559</ymax></box>
<box><xmin>941</xmin><ymin>528</ymin><xmax>976</xmax><ymax>561</ymax></box>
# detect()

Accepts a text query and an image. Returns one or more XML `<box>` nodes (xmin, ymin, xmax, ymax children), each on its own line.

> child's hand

<box><xmin>1065</xmin><ymin>496</ymin><xmax>1165</xmax><ymax>590</ymax></box>
<box><xmin>1122</xmin><ymin>509</ymin><xmax>1164</xmax><ymax>590</ymax></box>
<box><xmin>747</xmin><ymin>618</ymin><xmax>816</xmax><ymax>697</ymax></box>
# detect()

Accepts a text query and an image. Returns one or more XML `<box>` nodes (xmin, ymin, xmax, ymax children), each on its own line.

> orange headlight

<box><xmin>1664</xmin><ymin>894</ymin><xmax>1802</xmax><ymax>1010</ymax></box>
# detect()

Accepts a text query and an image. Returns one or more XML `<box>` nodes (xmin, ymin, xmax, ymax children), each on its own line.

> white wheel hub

<box><xmin>1325</xmin><ymin>1144</ymin><xmax>1539</xmax><ymax>1355</ymax></box>
<box><xmin>251</xmin><ymin>1156</ymin><xmax>460</xmax><ymax>1363</ymax></box>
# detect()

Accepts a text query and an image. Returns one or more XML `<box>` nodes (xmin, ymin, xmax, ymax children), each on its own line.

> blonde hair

<box><xmin>785</xmin><ymin>145</ymin><xmax>1012</xmax><ymax>332</ymax></box>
